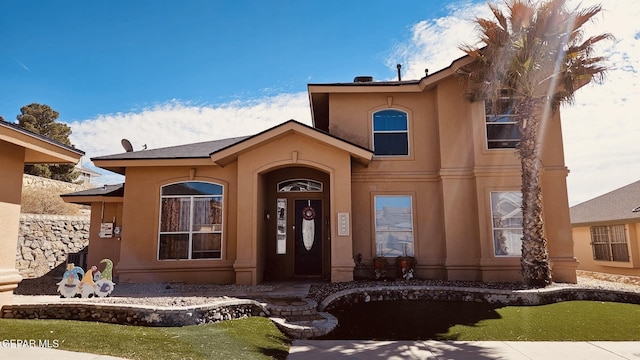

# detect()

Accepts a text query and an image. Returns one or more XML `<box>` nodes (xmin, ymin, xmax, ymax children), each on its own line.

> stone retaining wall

<box><xmin>16</xmin><ymin>214</ymin><xmax>91</xmax><ymax>278</ymax></box>
<box><xmin>318</xmin><ymin>286</ymin><xmax>640</xmax><ymax>311</ymax></box>
<box><xmin>1</xmin><ymin>299</ymin><xmax>268</xmax><ymax>327</ymax></box>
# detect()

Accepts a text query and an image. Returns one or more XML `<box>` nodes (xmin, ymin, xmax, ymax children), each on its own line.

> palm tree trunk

<box><xmin>517</xmin><ymin>97</ymin><xmax>552</xmax><ymax>287</ymax></box>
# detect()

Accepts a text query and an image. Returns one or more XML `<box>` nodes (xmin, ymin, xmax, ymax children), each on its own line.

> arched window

<box><xmin>158</xmin><ymin>181</ymin><xmax>223</xmax><ymax>260</ymax></box>
<box><xmin>373</xmin><ymin>109</ymin><xmax>409</xmax><ymax>156</ymax></box>
<box><xmin>277</xmin><ymin>179</ymin><xmax>323</xmax><ymax>192</ymax></box>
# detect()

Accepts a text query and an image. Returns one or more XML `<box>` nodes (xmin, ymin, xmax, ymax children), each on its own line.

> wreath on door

<box><xmin>302</xmin><ymin>206</ymin><xmax>316</xmax><ymax>220</ymax></box>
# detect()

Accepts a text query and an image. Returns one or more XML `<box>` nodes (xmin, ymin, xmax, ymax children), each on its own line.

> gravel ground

<box><xmin>13</xmin><ymin>270</ymin><xmax>640</xmax><ymax>307</ymax></box>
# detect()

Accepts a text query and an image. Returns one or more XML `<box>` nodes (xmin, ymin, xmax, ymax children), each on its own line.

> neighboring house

<box><xmin>0</xmin><ymin>121</ymin><xmax>84</xmax><ymax>306</ymax></box>
<box><xmin>62</xmin><ymin>55</ymin><xmax>577</xmax><ymax>285</ymax></box>
<box><xmin>75</xmin><ymin>162</ymin><xmax>101</xmax><ymax>186</ymax></box>
<box><xmin>570</xmin><ymin>180</ymin><xmax>640</xmax><ymax>277</ymax></box>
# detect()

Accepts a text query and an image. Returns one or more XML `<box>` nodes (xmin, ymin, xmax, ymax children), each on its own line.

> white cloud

<box><xmin>70</xmin><ymin>0</ymin><xmax>640</xmax><ymax>207</ymax></box>
<box><xmin>69</xmin><ymin>93</ymin><xmax>312</xmax><ymax>185</ymax></box>
<box><xmin>390</xmin><ymin>0</ymin><xmax>640</xmax><ymax>205</ymax></box>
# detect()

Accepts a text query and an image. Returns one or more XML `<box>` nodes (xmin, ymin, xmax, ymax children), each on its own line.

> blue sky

<box><xmin>1</xmin><ymin>0</ymin><xmax>453</xmax><ymax>121</ymax></box>
<box><xmin>1</xmin><ymin>0</ymin><xmax>639</xmax><ymax>205</ymax></box>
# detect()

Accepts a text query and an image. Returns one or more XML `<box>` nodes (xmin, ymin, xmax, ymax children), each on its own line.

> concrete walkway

<box><xmin>288</xmin><ymin>340</ymin><xmax>640</xmax><ymax>359</ymax></box>
<box><xmin>2</xmin><ymin>340</ymin><xmax>639</xmax><ymax>359</ymax></box>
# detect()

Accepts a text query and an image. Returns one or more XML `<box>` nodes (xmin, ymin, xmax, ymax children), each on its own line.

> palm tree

<box><xmin>457</xmin><ymin>0</ymin><xmax>612</xmax><ymax>287</ymax></box>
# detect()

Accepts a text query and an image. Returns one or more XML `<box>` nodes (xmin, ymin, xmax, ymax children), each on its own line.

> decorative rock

<box><xmin>16</xmin><ymin>214</ymin><xmax>90</xmax><ymax>278</ymax></box>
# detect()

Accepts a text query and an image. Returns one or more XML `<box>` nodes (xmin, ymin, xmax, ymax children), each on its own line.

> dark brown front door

<box><xmin>294</xmin><ymin>199</ymin><xmax>322</xmax><ymax>276</ymax></box>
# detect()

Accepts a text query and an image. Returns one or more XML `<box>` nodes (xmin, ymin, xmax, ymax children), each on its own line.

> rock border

<box><xmin>3</xmin><ymin>286</ymin><xmax>639</xmax><ymax>339</ymax></box>
<box><xmin>1</xmin><ymin>299</ymin><xmax>268</xmax><ymax>327</ymax></box>
<box><xmin>318</xmin><ymin>285</ymin><xmax>640</xmax><ymax>311</ymax></box>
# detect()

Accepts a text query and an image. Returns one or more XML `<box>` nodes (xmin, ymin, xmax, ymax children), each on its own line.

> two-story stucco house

<box><xmin>62</xmin><ymin>55</ymin><xmax>577</xmax><ymax>285</ymax></box>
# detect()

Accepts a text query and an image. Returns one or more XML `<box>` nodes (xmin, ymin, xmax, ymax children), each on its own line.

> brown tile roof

<box><xmin>570</xmin><ymin>180</ymin><xmax>640</xmax><ymax>225</ymax></box>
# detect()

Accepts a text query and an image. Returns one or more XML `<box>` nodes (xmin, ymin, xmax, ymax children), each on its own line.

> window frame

<box><xmin>485</xmin><ymin>90</ymin><xmax>520</xmax><ymax>150</ymax></box>
<box><xmin>372</xmin><ymin>109</ymin><xmax>410</xmax><ymax>156</ymax></box>
<box><xmin>158</xmin><ymin>181</ymin><xmax>223</xmax><ymax>261</ymax></box>
<box><xmin>374</xmin><ymin>195</ymin><xmax>415</xmax><ymax>257</ymax></box>
<box><xmin>590</xmin><ymin>224</ymin><xmax>630</xmax><ymax>262</ymax></box>
<box><xmin>490</xmin><ymin>191</ymin><xmax>523</xmax><ymax>257</ymax></box>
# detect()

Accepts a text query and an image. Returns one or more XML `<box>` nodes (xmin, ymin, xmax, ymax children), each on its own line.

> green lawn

<box><xmin>324</xmin><ymin>300</ymin><xmax>640</xmax><ymax>341</ymax></box>
<box><xmin>445</xmin><ymin>301</ymin><xmax>640</xmax><ymax>341</ymax></box>
<box><xmin>0</xmin><ymin>317</ymin><xmax>290</xmax><ymax>360</ymax></box>
<box><xmin>2</xmin><ymin>301</ymin><xmax>639</xmax><ymax>359</ymax></box>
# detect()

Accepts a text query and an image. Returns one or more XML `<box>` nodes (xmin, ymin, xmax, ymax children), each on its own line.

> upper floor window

<box><xmin>590</xmin><ymin>225</ymin><xmax>629</xmax><ymax>262</ymax></box>
<box><xmin>158</xmin><ymin>181</ymin><xmax>223</xmax><ymax>260</ymax></box>
<box><xmin>490</xmin><ymin>191</ymin><xmax>522</xmax><ymax>256</ymax></box>
<box><xmin>373</xmin><ymin>109</ymin><xmax>409</xmax><ymax>156</ymax></box>
<box><xmin>486</xmin><ymin>90</ymin><xmax>520</xmax><ymax>149</ymax></box>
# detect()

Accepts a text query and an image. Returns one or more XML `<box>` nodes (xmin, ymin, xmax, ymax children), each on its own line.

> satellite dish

<box><xmin>121</xmin><ymin>138</ymin><xmax>134</xmax><ymax>152</ymax></box>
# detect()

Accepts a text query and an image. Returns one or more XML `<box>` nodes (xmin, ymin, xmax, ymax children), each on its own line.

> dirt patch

<box><xmin>577</xmin><ymin>270</ymin><xmax>640</xmax><ymax>286</ymax></box>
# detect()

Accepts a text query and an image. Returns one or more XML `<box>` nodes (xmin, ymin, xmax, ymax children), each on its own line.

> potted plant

<box><xmin>353</xmin><ymin>253</ymin><xmax>369</xmax><ymax>280</ymax></box>
<box><xmin>372</xmin><ymin>244</ymin><xmax>389</xmax><ymax>280</ymax></box>
<box><xmin>396</xmin><ymin>244</ymin><xmax>415</xmax><ymax>280</ymax></box>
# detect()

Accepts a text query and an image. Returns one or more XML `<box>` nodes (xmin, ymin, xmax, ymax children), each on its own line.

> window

<box><xmin>277</xmin><ymin>179</ymin><xmax>322</xmax><ymax>192</ymax></box>
<box><xmin>159</xmin><ymin>181</ymin><xmax>223</xmax><ymax>260</ymax></box>
<box><xmin>490</xmin><ymin>192</ymin><xmax>523</xmax><ymax>256</ymax></box>
<box><xmin>486</xmin><ymin>90</ymin><xmax>520</xmax><ymax>149</ymax></box>
<box><xmin>374</xmin><ymin>196</ymin><xmax>414</xmax><ymax>256</ymax></box>
<box><xmin>590</xmin><ymin>225</ymin><xmax>629</xmax><ymax>262</ymax></box>
<box><xmin>373</xmin><ymin>109</ymin><xmax>409</xmax><ymax>156</ymax></box>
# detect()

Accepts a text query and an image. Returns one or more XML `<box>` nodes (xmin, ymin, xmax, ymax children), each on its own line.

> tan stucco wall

<box><xmin>0</xmin><ymin>142</ymin><xmax>26</xmax><ymax>305</ymax></box>
<box><xmin>86</xmin><ymin>202</ymin><xmax>122</xmax><ymax>277</ymax></box>
<box><xmin>110</xmin><ymin>131</ymin><xmax>357</xmax><ymax>285</ymax></box>
<box><xmin>573</xmin><ymin>223</ymin><xmax>640</xmax><ymax>277</ymax></box>
<box><xmin>234</xmin><ymin>132</ymin><xmax>355</xmax><ymax>284</ymax></box>
<box><xmin>323</xmin><ymin>75</ymin><xmax>576</xmax><ymax>283</ymax></box>
<box><xmin>116</xmin><ymin>164</ymin><xmax>238</xmax><ymax>284</ymax></box>
<box><xmin>87</xmin><ymin>72</ymin><xmax>577</xmax><ymax>286</ymax></box>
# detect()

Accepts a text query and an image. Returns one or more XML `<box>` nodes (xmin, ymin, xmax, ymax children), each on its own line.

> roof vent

<box><xmin>354</xmin><ymin>76</ymin><xmax>374</xmax><ymax>83</ymax></box>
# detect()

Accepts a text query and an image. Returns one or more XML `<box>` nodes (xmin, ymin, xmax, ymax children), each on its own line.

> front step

<box><xmin>263</xmin><ymin>297</ymin><xmax>337</xmax><ymax>339</ymax></box>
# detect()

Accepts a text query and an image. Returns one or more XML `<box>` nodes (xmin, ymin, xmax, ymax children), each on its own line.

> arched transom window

<box><xmin>158</xmin><ymin>181</ymin><xmax>223</xmax><ymax>260</ymax></box>
<box><xmin>277</xmin><ymin>179</ymin><xmax>323</xmax><ymax>192</ymax></box>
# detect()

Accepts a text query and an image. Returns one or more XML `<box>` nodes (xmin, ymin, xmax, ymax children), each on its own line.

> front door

<box><xmin>294</xmin><ymin>199</ymin><xmax>322</xmax><ymax>276</ymax></box>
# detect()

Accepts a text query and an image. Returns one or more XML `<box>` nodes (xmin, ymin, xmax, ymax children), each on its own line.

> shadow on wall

<box><xmin>14</xmin><ymin>247</ymin><xmax>88</xmax><ymax>296</ymax></box>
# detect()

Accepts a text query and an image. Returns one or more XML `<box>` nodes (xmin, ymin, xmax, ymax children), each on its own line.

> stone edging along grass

<box><xmin>318</xmin><ymin>285</ymin><xmax>640</xmax><ymax>311</ymax></box>
<box><xmin>1</xmin><ymin>298</ymin><xmax>268</xmax><ymax>327</ymax></box>
<box><xmin>2</xmin><ymin>286</ymin><xmax>639</xmax><ymax>328</ymax></box>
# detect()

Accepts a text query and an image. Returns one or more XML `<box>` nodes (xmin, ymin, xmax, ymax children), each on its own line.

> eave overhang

<box><xmin>91</xmin><ymin>158</ymin><xmax>214</xmax><ymax>175</ymax></box>
<box><xmin>0</xmin><ymin>121</ymin><xmax>84</xmax><ymax>164</ymax></box>
<box><xmin>307</xmin><ymin>55</ymin><xmax>473</xmax><ymax>129</ymax></box>
<box><xmin>61</xmin><ymin>184</ymin><xmax>124</xmax><ymax>205</ymax></box>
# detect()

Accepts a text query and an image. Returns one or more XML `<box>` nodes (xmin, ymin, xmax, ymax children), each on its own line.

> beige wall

<box><xmin>0</xmin><ymin>142</ymin><xmax>26</xmax><ymax>305</ymax></box>
<box><xmin>573</xmin><ymin>223</ymin><xmax>640</xmax><ymax>277</ymax></box>
<box><xmin>116</xmin><ymin>164</ymin><xmax>238</xmax><ymax>284</ymax></box>
<box><xmin>86</xmin><ymin>71</ymin><xmax>577</xmax><ymax>286</ymax></box>
<box><xmin>109</xmin><ymin>130</ymin><xmax>357</xmax><ymax>285</ymax></box>
<box><xmin>323</xmin><ymin>75</ymin><xmax>576</xmax><ymax>283</ymax></box>
<box><xmin>234</xmin><ymin>132</ymin><xmax>355</xmax><ymax>284</ymax></box>
<box><xmin>86</xmin><ymin>201</ymin><xmax>123</xmax><ymax>277</ymax></box>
